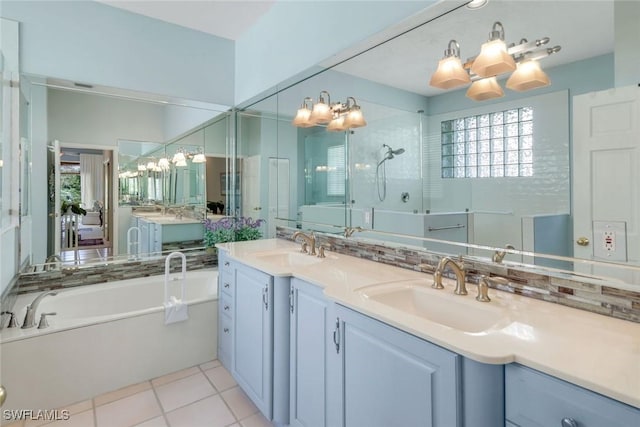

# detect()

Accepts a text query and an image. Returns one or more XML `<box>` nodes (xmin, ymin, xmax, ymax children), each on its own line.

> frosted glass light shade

<box><xmin>429</xmin><ymin>56</ymin><xmax>471</xmax><ymax>89</ymax></box>
<box><xmin>466</xmin><ymin>77</ymin><xmax>504</xmax><ymax>101</ymax></box>
<box><xmin>158</xmin><ymin>158</ymin><xmax>170</xmax><ymax>170</ymax></box>
<box><xmin>292</xmin><ymin>107</ymin><xmax>314</xmax><ymax>127</ymax></box>
<box><xmin>309</xmin><ymin>102</ymin><xmax>333</xmax><ymax>124</ymax></box>
<box><xmin>175</xmin><ymin>159</ymin><xmax>187</xmax><ymax>167</ymax></box>
<box><xmin>343</xmin><ymin>108</ymin><xmax>367</xmax><ymax>129</ymax></box>
<box><xmin>470</xmin><ymin>39</ymin><xmax>516</xmax><ymax>77</ymax></box>
<box><xmin>192</xmin><ymin>153</ymin><xmax>206</xmax><ymax>163</ymax></box>
<box><xmin>506</xmin><ymin>60</ymin><xmax>550</xmax><ymax>91</ymax></box>
<box><xmin>327</xmin><ymin>115</ymin><xmax>348</xmax><ymax>132</ymax></box>
<box><xmin>137</xmin><ymin>164</ymin><xmax>147</xmax><ymax>171</ymax></box>
<box><xmin>172</xmin><ymin>151</ymin><xmax>186</xmax><ymax>163</ymax></box>
<box><xmin>146</xmin><ymin>161</ymin><xmax>156</xmax><ymax>170</ymax></box>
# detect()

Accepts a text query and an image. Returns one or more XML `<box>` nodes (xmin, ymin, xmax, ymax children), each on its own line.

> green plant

<box><xmin>61</xmin><ymin>200</ymin><xmax>87</xmax><ymax>216</ymax></box>
<box><xmin>202</xmin><ymin>217</ymin><xmax>265</xmax><ymax>248</ymax></box>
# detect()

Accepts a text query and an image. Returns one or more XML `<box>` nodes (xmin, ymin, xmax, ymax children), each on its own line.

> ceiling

<box><xmin>97</xmin><ymin>0</ymin><xmax>276</xmax><ymax>41</ymax></box>
<box><xmin>332</xmin><ymin>0</ymin><xmax>614</xmax><ymax>97</ymax></box>
<box><xmin>95</xmin><ymin>1</ymin><xmax>615</xmax><ymax>99</ymax></box>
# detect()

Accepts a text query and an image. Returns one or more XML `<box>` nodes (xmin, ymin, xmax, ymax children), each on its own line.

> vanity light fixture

<box><xmin>172</xmin><ymin>150</ymin><xmax>186</xmax><ymax>164</ymax></box>
<box><xmin>192</xmin><ymin>153</ymin><xmax>206</xmax><ymax>163</ymax></box>
<box><xmin>292</xmin><ymin>92</ymin><xmax>367</xmax><ymax>131</ymax></box>
<box><xmin>471</xmin><ymin>22</ymin><xmax>516</xmax><ymax>77</ymax></box>
<box><xmin>157</xmin><ymin>157</ymin><xmax>170</xmax><ymax>170</ymax></box>
<box><xmin>137</xmin><ymin>163</ymin><xmax>147</xmax><ymax>172</ymax></box>
<box><xmin>429</xmin><ymin>22</ymin><xmax>560</xmax><ymax>101</ymax></box>
<box><xmin>146</xmin><ymin>160</ymin><xmax>157</xmax><ymax>170</ymax></box>
<box><xmin>429</xmin><ymin>40</ymin><xmax>471</xmax><ymax>90</ymax></box>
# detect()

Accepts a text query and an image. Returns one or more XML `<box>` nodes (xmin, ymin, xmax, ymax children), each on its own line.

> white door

<box><xmin>242</xmin><ymin>155</ymin><xmax>262</xmax><ymax>217</ymax></box>
<box><xmin>268</xmin><ymin>158</ymin><xmax>290</xmax><ymax>238</ymax></box>
<box><xmin>573</xmin><ymin>85</ymin><xmax>640</xmax><ymax>280</ymax></box>
<box><xmin>47</xmin><ymin>139</ymin><xmax>62</xmax><ymax>256</ymax></box>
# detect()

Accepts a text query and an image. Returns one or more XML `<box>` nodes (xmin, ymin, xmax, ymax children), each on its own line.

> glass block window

<box><xmin>327</xmin><ymin>145</ymin><xmax>345</xmax><ymax>196</ymax></box>
<box><xmin>441</xmin><ymin>107</ymin><xmax>533</xmax><ymax>178</ymax></box>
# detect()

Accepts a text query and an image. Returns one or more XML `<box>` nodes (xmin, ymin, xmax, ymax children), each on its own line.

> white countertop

<box><xmin>132</xmin><ymin>212</ymin><xmax>210</xmax><ymax>225</ymax></box>
<box><xmin>218</xmin><ymin>239</ymin><xmax>640</xmax><ymax>409</ymax></box>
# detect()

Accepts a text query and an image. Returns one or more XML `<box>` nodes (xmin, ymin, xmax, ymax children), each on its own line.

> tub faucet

<box><xmin>344</xmin><ymin>226</ymin><xmax>363</xmax><ymax>238</ymax></box>
<box><xmin>21</xmin><ymin>291</ymin><xmax>58</xmax><ymax>329</ymax></box>
<box><xmin>292</xmin><ymin>231</ymin><xmax>316</xmax><ymax>255</ymax></box>
<box><xmin>433</xmin><ymin>256</ymin><xmax>467</xmax><ymax>295</ymax></box>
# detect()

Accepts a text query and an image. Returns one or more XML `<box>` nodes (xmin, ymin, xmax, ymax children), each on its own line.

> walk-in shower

<box><xmin>376</xmin><ymin>144</ymin><xmax>405</xmax><ymax>201</ymax></box>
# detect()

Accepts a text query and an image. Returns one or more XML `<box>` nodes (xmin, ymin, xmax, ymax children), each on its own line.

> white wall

<box><xmin>234</xmin><ymin>1</ymin><xmax>438</xmax><ymax>104</ymax></box>
<box><xmin>614</xmin><ymin>0</ymin><xmax>640</xmax><ymax>87</ymax></box>
<box><xmin>1</xmin><ymin>1</ymin><xmax>235</xmax><ymax>105</ymax></box>
<box><xmin>47</xmin><ymin>89</ymin><xmax>165</xmax><ymax>147</ymax></box>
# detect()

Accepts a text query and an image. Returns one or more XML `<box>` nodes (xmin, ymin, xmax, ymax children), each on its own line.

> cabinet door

<box><xmin>336</xmin><ymin>305</ymin><xmax>460</xmax><ymax>427</ymax></box>
<box><xmin>233</xmin><ymin>264</ymin><xmax>273</xmax><ymax>420</ymax></box>
<box><xmin>289</xmin><ymin>278</ymin><xmax>331</xmax><ymax>427</ymax></box>
<box><xmin>506</xmin><ymin>364</ymin><xmax>640</xmax><ymax>427</ymax></box>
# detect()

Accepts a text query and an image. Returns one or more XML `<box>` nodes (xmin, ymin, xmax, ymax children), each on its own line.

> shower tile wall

<box><xmin>349</xmin><ymin>110</ymin><xmax>423</xmax><ymax>213</ymax></box>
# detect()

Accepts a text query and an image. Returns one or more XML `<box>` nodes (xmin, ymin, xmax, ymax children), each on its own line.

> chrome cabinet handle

<box><xmin>333</xmin><ymin>318</ymin><xmax>341</xmax><ymax>354</ymax></box>
<box><xmin>561</xmin><ymin>418</ymin><xmax>578</xmax><ymax>427</ymax></box>
<box><xmin>224</xmin><ymin>261</ymin><xmax>230</xmax><ymax>266</ymax></box>
<box><xmin>223</xmin><ymin>328</ymin><xmax>229</xmax><ymax>333</ymax></box>
<box><xmin>224</xmin><ymin>283</ymin><xmax>230</xmax><ymax>288</ymax></box>
<box><xmin>224</xmin><ymin>305</ymin><xmax>229</xmax><ymax>311</ymax></box>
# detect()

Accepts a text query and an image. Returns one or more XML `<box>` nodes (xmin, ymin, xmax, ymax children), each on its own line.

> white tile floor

<box><xmin>4</xmin><ymin>361</ymin><xmax>274</xmax><ymax>427</ymax></box>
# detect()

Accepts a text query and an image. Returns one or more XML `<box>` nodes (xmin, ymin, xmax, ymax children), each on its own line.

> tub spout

<box><xmin>21</xmin><ymin>291</ymin><xmax>58</xmax><ymax>329</ymax></box>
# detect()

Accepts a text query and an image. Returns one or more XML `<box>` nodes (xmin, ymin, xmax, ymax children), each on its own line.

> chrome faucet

<box><xmin>44</xmin><ymin>254</ymin><xmax>62</xmax><ymax>271</ymax></box>
<box><xmin>21</xmin><ymin>291</ymin><xmax>58</xmax><ymax>329</ymax></box>
<box><xmin>344</xmin><ymin>226</ymin><xmax>363</xmax><ymax>238</ymax></box>
<box><xmin>492</xmin><ymin>244</ymin><xmax>516</xmax><ymax>263</ymax></box>
<box><xmin>292</xmin><ymin>231</ymin><xmax>316</xmax><ymax>255</ymax></box>
<box><xmin>433</xmin><ymin>256</ymin><xmax>467</xmax><ymax>295</ymax></box>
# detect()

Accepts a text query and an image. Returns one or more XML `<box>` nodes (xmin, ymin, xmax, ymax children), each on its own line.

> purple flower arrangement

<box><xmin>203</xmin><ymin>216</ymin><xmax>265</xmax><ymax>248</ymax></box>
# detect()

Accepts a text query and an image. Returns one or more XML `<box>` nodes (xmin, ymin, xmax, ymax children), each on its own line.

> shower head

<box><xmin>382</xmin><ymin>144</ymin><xmax>405</xmax><ymax>160</ymax></box>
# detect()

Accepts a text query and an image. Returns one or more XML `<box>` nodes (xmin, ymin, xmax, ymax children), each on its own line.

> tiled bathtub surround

<box><xmin>13</xmin><ymin>251</ymin><xmax>217</xmax><ymax>296</ymax></box>
<box><xmin>276</xmin><ymin>226</ymin><xmax>640</xmax><ymax>323</ymax></box>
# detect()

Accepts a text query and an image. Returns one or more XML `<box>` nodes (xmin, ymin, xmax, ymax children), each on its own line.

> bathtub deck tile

<box><xmin>150</xmin><ymin>366</ymin><xmax>200</xmax><ymax>388</ymax></box>
<box><xmin>154</xmin><ymin>372</ymin><xmax>216</xmax><ymax>413</ymax></box>
<box><xmin>204</xmin><ymin>366</ymin><xmax>237</xmax><ymax>392</ymax></box>
<box><xmin>95</xmin><ymin>389</ymin><xmax>161</xmax><ymax>427</ymax></box>
<box><xmin>221</xmin><ymin>386</ymin><xmax>259</xmax><ymax>420</ymax></box>
<box><xmin>165</xmin><ymin>395</ymin><xmax>235</xmax><ymax>427</ymax></box>
<box><xmin>94</xmin><ymin>381</ymin><xmax>152</xmax><ymax>407</ymax></box>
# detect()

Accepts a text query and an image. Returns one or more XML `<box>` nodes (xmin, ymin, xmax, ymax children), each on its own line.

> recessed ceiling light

<box><xmin>466</xmin><ymin>0</ymin><xmax>488</xmax><ymax>10</ymax></box>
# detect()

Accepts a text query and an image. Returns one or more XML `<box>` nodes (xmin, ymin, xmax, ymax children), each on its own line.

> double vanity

<box><xmin>217</xmin><ymin>238</ymin><xmax>640</xmax><ymax>427</ymax></box>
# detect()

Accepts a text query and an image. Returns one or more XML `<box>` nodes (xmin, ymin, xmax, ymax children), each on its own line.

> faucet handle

<box><xmin>477</xmin><ymin>276</ymin><xmax>492</xmax><ymax>302</ymax></box>
<box><xmin>1</xmin><ymin>311</ymin><xmax>19</xmax><ymax>328</ymax></box>
<box><xmin>317</xmin><ymin>244</ymin><xmax>331</xmax><ymax>258</ymax></box>
<box><xmin>300</xmin><ymin>242</ymin><xmax>308</xmax><ymax>254</ymax></box>
<box><xmin>38</xmin><ymin>312</ymin><xmax>57</xmax><ymax>329</ymax></box>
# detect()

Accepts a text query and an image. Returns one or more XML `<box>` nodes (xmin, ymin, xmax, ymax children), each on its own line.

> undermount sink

<box><xmin>254</xmin><ymin>251</ymin><xmax>325</xmax><ymax>267</ymax></box>
<box><xmin>362</xmin><ymin>284</ymin><xmax>507</xmax><ymax>333</ymax></box>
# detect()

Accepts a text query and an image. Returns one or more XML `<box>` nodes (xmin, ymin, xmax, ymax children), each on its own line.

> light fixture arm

<box><xmin>318</xmin><ymin>90</ymin><xmax>331</xmax><ymax>105</ymax></box>
<box><xmin>489</xmin><ymin>21</ymin><xmax>506</xmax><ymax>41</ymax></box>
<box><xmin>444</xmin><ymin>40</ymin><xmax>462</xmax><ymax>58</ymax></box>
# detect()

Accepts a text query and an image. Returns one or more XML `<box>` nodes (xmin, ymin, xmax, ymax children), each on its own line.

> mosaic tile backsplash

<box><xmin>277</xmin><ymin>226</ymin><xmax>640</xmax><ymax>324</ymax></box>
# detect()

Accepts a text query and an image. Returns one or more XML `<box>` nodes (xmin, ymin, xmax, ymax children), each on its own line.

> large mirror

<box><xmin>240</xmin><ymin>0</ymin><xmax>640</xmax><ymax>285</ymax></box>
<box><xmin>20</xmin><ymin>75</ymin><xmax>231</xmax><ymax>268</ymax></box>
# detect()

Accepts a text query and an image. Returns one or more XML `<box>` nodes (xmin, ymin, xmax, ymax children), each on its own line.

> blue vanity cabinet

<box><xmin>505</xmin><ymin>364</ymin><xmax>640</xmax><ymax>427</ymax></box>
<box><xmin>333</xmin><ymin>304</ymin><xmax>504</xmax><ymax>427</ymax></box>
<box><xmin>288</xmin><ymin>278</ymin><xmax>336</xmax><ymax>427</ymax></box>
<box><xmin>232</xmin><ymin>262</ymin><xmax>274</xmax><ymax>420</ymax></box>
<box><xmin>217</xmin><ymin>254</ymin><xmax>234</xmax><ymax>369</ymax></box>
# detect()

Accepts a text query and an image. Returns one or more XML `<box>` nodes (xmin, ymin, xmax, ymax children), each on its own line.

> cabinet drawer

<box><xmin>220</xmin><ymin>291</ymin><xmax>233</xmax><ymax>318</ymax></box>
<box><xmin>218</xmin><ymin>315</ymin><xmax>232</xmax><ymax>367</ymax></box>
<box><xmin>505</xmin><ymin>364</ymin><xmax>640</xmax><ymax>427</ymax></box>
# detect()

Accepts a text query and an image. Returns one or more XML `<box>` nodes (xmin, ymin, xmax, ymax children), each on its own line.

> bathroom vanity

<box><xmin>129</xmin><ymin>213</ymin><xmax>207</xmax><ymax>254</ymax></box>
<box><xmin>217</xmin><ymin>239</ymin><xmax>640</xmax><ymax>427</ymax></box>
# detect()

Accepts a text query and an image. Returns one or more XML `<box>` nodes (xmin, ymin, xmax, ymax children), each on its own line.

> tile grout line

<box><xmin>148</xmin><ymin>384</ymin><xmax>172</xmax><ymax>427</ymax></box>
<box><xmin>198</xmin><ymin>363</ymin><xmax>241</xmax><ymax>424</ymax></box>
<box><xmin>92</xmin><ymin>397</ymin><xmax>98</xmax><ymax>427</ymax></box>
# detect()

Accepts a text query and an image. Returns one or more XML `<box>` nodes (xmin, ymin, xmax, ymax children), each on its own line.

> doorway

<box><xmin>47</xmin><ymin>143</ymin><xmax>114</xmax><ymax>263</ymax></box>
